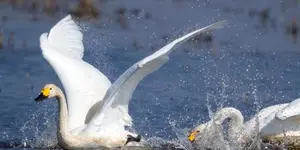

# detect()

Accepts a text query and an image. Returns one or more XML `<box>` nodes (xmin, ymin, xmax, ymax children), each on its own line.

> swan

<box><xmin>35</xmin><ymin>14</ymin><xmax>227</xmax><ymax>149</ymax></box>
<box><xmin>187</xmin><ymin>102</ymin><xmax>300</xmax><ymax>147</ymax></box>
<box><xmin>276</xmin><ymin>98</ymin><xmax>300</xmax><ymax>120</ymax></box>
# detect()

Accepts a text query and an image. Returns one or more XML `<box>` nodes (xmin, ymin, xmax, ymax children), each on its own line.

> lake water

<box><xmin>1</xmin><ymin>44</ymin><xmax>300</xmax><ymax>149</ymax></box>
<box><xmin>0</xmin><ymin>0</ymin><xmax>300</xmax><ymax>150</ymax></box>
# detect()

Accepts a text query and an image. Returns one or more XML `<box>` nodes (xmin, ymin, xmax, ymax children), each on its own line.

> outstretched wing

<box><xmin>275</xmin><ymin>98</ymin><xmax>300</xmax><ymax>120</ymax></box>
<box><xmin>40</xmin><ymin>15</ymin><xmax>112</xmax><ymax>131</ymax></box>
<box><xmin>84</xmin><ymin>20</ymin><xmax>228</xmax><ymax>132</ymax></box>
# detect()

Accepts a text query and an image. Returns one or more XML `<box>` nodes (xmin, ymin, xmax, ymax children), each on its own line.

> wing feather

<box><xmin>85</xmin><ymin>20</ymin><xmax>228</xmax><ymax>132</ymax></box>
<box><xmin>39</xmin><ymin>15</ymin><xmax>112</xmax><ymax>130</ymax></box>
<box><xmin>41</xmin><ymin>15</ymin><xmax>84</xmax><ymax>59</ymax></box>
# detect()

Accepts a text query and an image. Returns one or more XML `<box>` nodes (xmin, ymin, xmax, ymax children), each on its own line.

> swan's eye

<box><xmin>197</xmin><ymin>131</ymin><xmax>200</xmax><ymax>133</ymax></box>
<box><xmin>50</xmin><ymin>88</ymin><xmax>52</xmax><ymax>90</ymax></box>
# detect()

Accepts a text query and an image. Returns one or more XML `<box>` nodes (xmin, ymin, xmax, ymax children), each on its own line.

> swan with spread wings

<box><xmin>34</xmin><ymin>15</ymin><xmax>227</xmax><ymax>149</ymax></box>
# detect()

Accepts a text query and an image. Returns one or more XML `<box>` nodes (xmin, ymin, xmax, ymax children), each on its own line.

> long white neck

<box><xmin>213</xmin><ymin>107</ymin><xmax>244</xmax><ymax>139</ymax></box>
<box><xmin>55</xmin><ymin>87</ymin><xmax>74</xmax><ymax>148</ymax></box>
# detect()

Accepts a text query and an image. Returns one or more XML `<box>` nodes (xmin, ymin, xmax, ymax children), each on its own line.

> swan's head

<box><xmin>35</xmin><ymin>84</ymin><xmax>58</xmax><ymax>102</ymax></box>
<box><xmin>188</xmin><ymin>122</ymin><xmax>212</xmax><ymax>143</ymax></box>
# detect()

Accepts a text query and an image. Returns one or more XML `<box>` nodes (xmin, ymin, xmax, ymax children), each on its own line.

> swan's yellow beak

<box><xmin>35</xmin><ymin>88</ymin><xmax>50</xmax><ymax>102</ymax></box>
<box><xmin>188</xmin><ymin>130</ymin><xmax>198</xmax><ymax>142</ymax></box>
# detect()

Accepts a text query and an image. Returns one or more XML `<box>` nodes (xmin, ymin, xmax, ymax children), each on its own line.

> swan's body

<box><xmin>276</xmin><ymin>98</ymin><xmax>300</xmax><ymax>120</ymax></box>
<box><xmin>35</xmin><ymin>84</ymin><xmax>127</xmax><ymax>149</ymax></box>
<box><xmin>36</xmin><ymin>15</ymin><xmax>227</xmax><ymax>149</ymax></box>
<box><xmin>188</xmin><ymin>102</ymin><xmax>300</xmax><ymax>147</ymax></box>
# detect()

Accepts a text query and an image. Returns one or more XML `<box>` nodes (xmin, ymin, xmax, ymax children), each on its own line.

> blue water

<box><xmin>2</xmin><ymin>48</ymin><xmax>300</xmax><ymax>149</ymax></box>
<box><xmin>0</xmin><ymin>0</ymin><xmax>300</xmax><ymax>149</ymax></box>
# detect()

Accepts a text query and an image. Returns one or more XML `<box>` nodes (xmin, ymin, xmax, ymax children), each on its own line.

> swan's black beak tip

<box><xmin>34</xmin><ymin>93</ymin><xmax>47</xmax><ymax>102</ymax></box>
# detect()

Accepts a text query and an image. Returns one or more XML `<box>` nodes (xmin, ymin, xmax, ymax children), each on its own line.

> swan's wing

<box><xmin>39</xmin><ymin>15</ymin><xmax>112</xmax><ymax>130</ymax></box>
<box><xmin>84</xmin><ymin>20</ymin><xmax>228</xmax><ymax>132</ymax></box>
<box><xmin>275</xmin><ymin>98</ymin><xmax>300</xmax><ymax>120</ymax></box>
<box><xmin>44</xmin><ymin>15</ymin><xmax>84</xmax><ymax>59</ymax></box>
<box><xmin>243</xmin><ymin>104</ymin><xmax>289</xmax><ymax>132</ymax></box>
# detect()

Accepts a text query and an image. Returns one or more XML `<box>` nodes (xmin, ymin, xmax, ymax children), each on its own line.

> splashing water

<box><xmin>168</xmin><ymin>120</ymin><xmax>193</xmax><ymax>150</ymax></box>
<box><xmin>1</xmin><ymin>4</ymin><xmax>300</xmax><ymax>149</ymax></box>
<box><xmin>0</xmin><ymin>100</ymin><xmax>58</xmax><ymax>149</ymax></box>
<box><xmin>19</xmin><ymin>100</ymin><xmax>58</xmax><ymax>148</ymax></box>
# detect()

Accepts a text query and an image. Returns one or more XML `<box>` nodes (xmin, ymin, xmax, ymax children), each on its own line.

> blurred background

<box><xmin>0</xmin><ymin>0</ymin><xmax>300</xmax><ymax>149</ymax></box>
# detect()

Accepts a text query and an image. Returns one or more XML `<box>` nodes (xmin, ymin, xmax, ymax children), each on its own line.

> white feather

<box><xmin>41</xmin><ymin>15</ymin><xmax>84</xmax><ymax>59</ymax></box>
<box><xmin>276</xmin><ymin>98</ymin><xmax>300</xmax><ymax>120</ymax></box>
<box><xmin>84</xmin><ymin>20</ymin><xmax>228</xmax><ymax>133</ymax></box>
<box><xmin>40</xmin><ymin>15</ymin><xmax>227</xmax><ymax>147</ymax></box>
<box><xmin>40</xmin><ymin>15</ymin><xmax>112</xmax><ymax>131</ymax></box>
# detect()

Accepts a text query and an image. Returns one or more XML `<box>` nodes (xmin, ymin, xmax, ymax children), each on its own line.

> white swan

<box><xmin>276</xmin><ymin>98</ymin><xmax>300</xmax><ymax>120</ymax></box>
<box><xmin>188</xmin><ymin>102</ymin><xmax>300</xmax><ymax>147</ymax></box>
<box><xmin>35</xmin><ymin>15</ymin><xmax>227</xmax><ymax>149</ymax></box>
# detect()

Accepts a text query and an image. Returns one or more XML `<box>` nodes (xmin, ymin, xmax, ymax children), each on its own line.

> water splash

<box><xmin>169</xmin><ymin>120</ymin><xmax>192</xmax><ymax>150</ymax></box>
<box><xmin>18</xmin><ymin>101</ymin><xmax>58</xmax><ymax>148</ymax></box>
<box><xmin>0</xmin><ymin>100</ymin><xmax>58</xmax><ymax>149</ymax></box>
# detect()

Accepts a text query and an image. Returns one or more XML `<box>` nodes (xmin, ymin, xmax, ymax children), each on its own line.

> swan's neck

<box><xmin>213</xmin><ymin>107</ymin><xmax>244</xmax><ymax>138</ymax></box>
<box><xmin>55</xmin><ymin>88</ymin><xmax>74</xmax><ymax>147</ymax></box>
